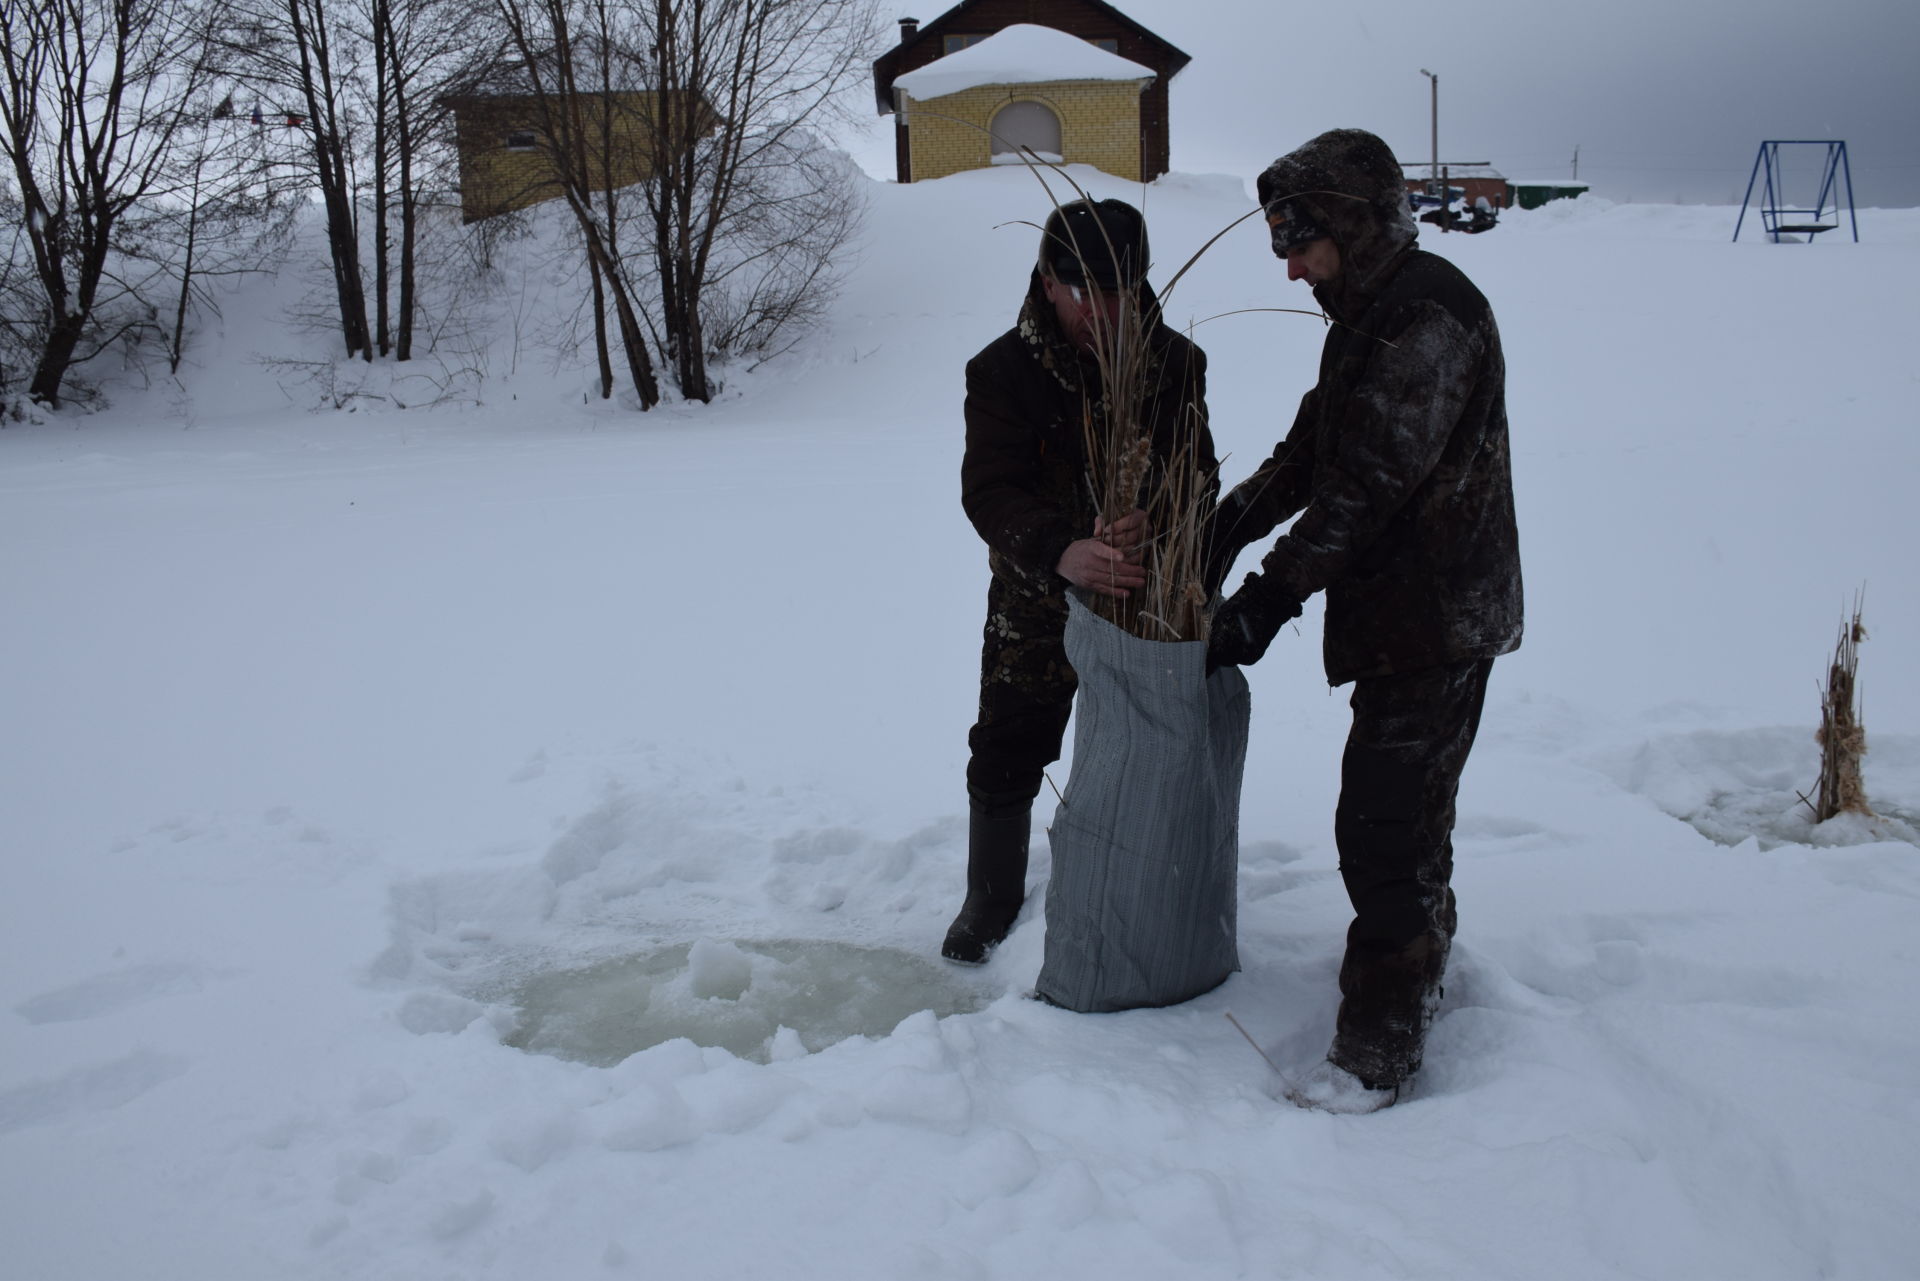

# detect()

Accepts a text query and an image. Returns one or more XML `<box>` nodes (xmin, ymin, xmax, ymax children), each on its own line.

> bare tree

<box><xmin>0</xmin><ymin>0</ymin><xmax>225</xmax><ymax>407</ymax></box>
<box><xmin>489</xmin><ymin>0</ymin><xmax>659</xmax><ymax>406</ymax></box>
<box><xmin>631</xmin><ymin>0</ymin><xmax>881</xmax><ymax>401</ymax></box>
<box><xmin>286</xmin><ymin>0</ymin><xmax>375</xmax><ymax>359</ymax></box>
<box><xmin>351</xmin><ymin>0</ymin><xmax>500</xmax><ymax>359</ymax></box>
<box><xmin>215</xmin><ymin>0</ymin><xmax>376</xmax><ymax>360</ymax></box>
<box><xmin>0</xmin><ymin>183</ymin><xmax>33</xmax><ymax>411</ymax></box>
<box><xmin>164</xmin><ymin>102</ymin><xmax>304</xmax><ymax>376</ymax></box>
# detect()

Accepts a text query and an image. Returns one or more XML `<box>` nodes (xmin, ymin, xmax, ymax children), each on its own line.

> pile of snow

<box><xmin>895</xmin><ymin>24</ymin><xmax>1155</xmax><ymax>101</ymax></box>
<box><xmin>3</xmin><ymin>166</ymin><xmax>1919</xmax><ymax>1280</ymax></box>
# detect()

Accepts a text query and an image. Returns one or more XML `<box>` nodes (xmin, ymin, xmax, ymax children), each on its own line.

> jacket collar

<box><xmin>1297</xmin><ymin>194</ymin><xmax>1417</xmax><ymax>323</ymax></box>
<box><xmin>1014</xmin><ymin>268</ymin><xmax>1176</xmax><ymax>393</ymax></box>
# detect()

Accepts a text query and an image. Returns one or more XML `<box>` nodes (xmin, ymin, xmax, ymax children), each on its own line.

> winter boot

<box><xmin>1328</xmin><ymin>929</ymin><xmax>1448</xmax><ymax>1089</ymax></box>
<box><xmin>941</xmin><ymin>801</ymin><xmax>1031</xmax><ymax>965</ymax></box>
<box><xmin>1283</xmin><ymin>1059</ymin><xmax>1400</xmax><ymax>1115</ymax></box>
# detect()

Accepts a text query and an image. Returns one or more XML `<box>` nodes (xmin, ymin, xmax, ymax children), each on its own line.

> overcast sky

<box><xmin>841</xmin><ymin>0</ymin><xmax>1920</xmax><ymax>208</ymax></box>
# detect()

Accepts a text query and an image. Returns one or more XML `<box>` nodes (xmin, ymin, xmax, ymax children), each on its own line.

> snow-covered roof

<box><xmin>893</xmin><ymin>24</ymin><xmax>1155</xmax><ymax>102</ymax></box>
<box><xmin>1400</xmin><ymin>162</ymin><xmax>1506</xmax><ymax>181</ymax></box>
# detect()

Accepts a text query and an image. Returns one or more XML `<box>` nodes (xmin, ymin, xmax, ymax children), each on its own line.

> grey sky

<box><xmin>844</xmin><ymin>0</ymin><xmax>1920</xmax><ymax>208</ymax></box>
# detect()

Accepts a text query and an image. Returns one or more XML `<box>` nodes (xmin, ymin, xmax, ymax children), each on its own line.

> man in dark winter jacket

<box><xmin>1206</xmin><ymin>129</ymin><xmax>1522</xmax><ymax>1111</ymax></box>
<box><xmin>946</xmin><ymin>198</ymin><xmax>1215</xmax><ymax>964</ymax></box>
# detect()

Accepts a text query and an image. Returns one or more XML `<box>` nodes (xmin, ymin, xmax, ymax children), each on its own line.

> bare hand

<box><xmin>1095</xmin><ymin>508</ymin><xmax>1150</xmax><ymax>562</ymax></box>
<box><xmin>1058</xmin><ymin>537</ymin><xmax>1148</xmax><ymax>598</ymax></box>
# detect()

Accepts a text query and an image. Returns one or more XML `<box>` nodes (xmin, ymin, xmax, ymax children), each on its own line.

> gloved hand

<box><xmin>1206</xmin><ymin>573</ymin><xmax>1303</xmax><ymax>671</ymax></box>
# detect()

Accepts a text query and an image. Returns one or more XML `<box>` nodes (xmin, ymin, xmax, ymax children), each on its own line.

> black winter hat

<box><xmin>1038</xmin><ymin>198</ymin><xmax>1149</xmax><ymax>291</ymax></box>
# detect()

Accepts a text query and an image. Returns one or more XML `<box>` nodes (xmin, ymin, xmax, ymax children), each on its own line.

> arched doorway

<box><xmin>990</xmin><ymin>100</ymin><xmax>1062</xmax><ymax>160</ymax></box>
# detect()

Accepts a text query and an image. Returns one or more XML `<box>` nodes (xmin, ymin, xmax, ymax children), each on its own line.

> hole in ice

<box><xmin>499</xmin><ymin>938</ymin><xmax>988</xmax><ymax>1067</ymax></box>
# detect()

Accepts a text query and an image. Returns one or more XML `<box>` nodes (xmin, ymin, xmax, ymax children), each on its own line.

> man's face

<box><xmin>1285</xmin><ymin>236</ymin><xmax>1342</xmax><ymax>287</ymax></box>
<box><xmin>1042</xmin><ymin>273</ymin><xmax>1126</xmax><ymax>351</ymax></box>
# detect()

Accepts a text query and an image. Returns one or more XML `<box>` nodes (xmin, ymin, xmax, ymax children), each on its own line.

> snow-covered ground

<box><xmin>3</xmin><ymin>167</ymin><xmax>1918</xmax><ymax>1280</ymax></box>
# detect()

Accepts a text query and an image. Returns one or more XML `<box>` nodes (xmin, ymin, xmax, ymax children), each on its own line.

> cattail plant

<box><xmin>1809</xmin><ymin>592</ymin><xmax>1871</xmax><ymax>822</ymax></box>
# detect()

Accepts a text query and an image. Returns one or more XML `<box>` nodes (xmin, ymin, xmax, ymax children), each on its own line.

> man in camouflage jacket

<box><xmin>1207</xmin><ymin>129</ymin><xmax>1523</xmax><ymax>1110</ymax></box>
<box><xmin>946</xmin><ymin>198</ymin><xmax>1215</xmax><ymax>964</ymax></box>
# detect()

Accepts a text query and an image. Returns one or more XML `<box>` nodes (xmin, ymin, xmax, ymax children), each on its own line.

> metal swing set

<box><xmin>1732</xmin><ymin>140</ymin><xmax>1858</xmax><ymax>243</ymax></box>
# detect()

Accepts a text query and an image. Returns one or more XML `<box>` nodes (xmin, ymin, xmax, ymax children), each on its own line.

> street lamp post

<box><xmin>1419</xmin><ymin>68</ymin><xmax>1439</xmax><ymax>197</ymax></box>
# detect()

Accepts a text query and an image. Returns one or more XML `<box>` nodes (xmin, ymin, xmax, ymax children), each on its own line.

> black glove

<box><xmin>1206</xmin><ymin>573</ymin><xmax>1303</xmax><ymax>671</ymax></box>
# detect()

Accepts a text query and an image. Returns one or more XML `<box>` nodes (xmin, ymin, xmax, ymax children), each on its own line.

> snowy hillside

<box><xmin>3</xmin><ymin>165</ymin><xmax>1918</xmax><ymax>1280</ymax></box>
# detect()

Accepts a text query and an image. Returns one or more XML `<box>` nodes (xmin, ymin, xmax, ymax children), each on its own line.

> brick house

<box><xmin>1401</xmin><ymin>163</ymin><xmax>1509</xmax><ymax>211</ymax></box>
<box><xmin>872</xmin><ymin>1</ymin><xmax>1190</xmax><ymax>183</ymax></box>
<box><xmin>445</xmin><ymin>89</ymin><xmax>716</xmax><ymax>224</ymax></box>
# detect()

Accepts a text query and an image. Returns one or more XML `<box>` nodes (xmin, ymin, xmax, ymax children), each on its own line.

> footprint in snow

<box><xmin>14</xmin><ymin>961</ymin><xmax>207</xmax><ymax>1025</ymax></box>
<box><xmin>0</xmin><ymin>1048</ymin><xmax>189</xmax><ymax>1135</ymax></box>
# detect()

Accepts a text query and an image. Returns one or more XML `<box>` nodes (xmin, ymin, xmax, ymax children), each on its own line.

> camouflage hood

<box><xmin>1256</xmin><ymin>129</ymin><xmax>1418</xmax><ymax>321</ymax></box>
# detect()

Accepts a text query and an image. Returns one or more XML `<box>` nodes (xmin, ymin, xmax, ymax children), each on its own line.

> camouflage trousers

<box><xmin>1329</xmin><ymin>656</ymin><xmax>1494</xmax><ymax>1089</ymax></box>
<box><xmin>965</xmin><ymin>578</ymin><xmax>1076</xmax><ymax>816</ymax></box>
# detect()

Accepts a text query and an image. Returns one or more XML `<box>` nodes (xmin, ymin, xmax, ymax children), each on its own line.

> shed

<box><xmin>1507</xmin><ymin>180</ymin><xmax>1590</xmax><ymax>210</ymax></box>
<box><xmin>1401</xmin><ymin>162</ymin><xmax>1509</xmax><ymax>211</ymax></box>
<box><xmin>873</xmin><ymin>1</ymin><xmax>1190</xmax><ymax>183</ymax></box>
<box><xmin>444</xmin><ymin>88</ymin><xmax>716</xmax><ymax>224</ymax></box>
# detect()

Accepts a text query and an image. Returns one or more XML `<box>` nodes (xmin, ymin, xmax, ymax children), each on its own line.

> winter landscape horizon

<box><xmin>5</xmin><ymin>139</ymin><xmax>1920</xmax><ymax>1281</ymax></box>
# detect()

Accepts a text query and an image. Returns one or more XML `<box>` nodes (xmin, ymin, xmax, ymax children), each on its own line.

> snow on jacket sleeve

<box><xmin>961</xmin><ymin>346</ymin><xmax>1077</xmax><ymax>584</ymax></box>
<box><xmin>1258</xmin><ymin>301</ymin><xmax>1483</xmax><ymax>602</ymax></box>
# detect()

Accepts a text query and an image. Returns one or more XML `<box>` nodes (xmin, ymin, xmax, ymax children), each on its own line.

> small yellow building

<box><xmin>891</xmin><ymin>24</ymin><xmax>1157</xmax><ymax>183</ymax></box>
<box><xmin>445</xmin><ymin>90</ymin><xmax>715</xmax><ymax>224</ymax></box>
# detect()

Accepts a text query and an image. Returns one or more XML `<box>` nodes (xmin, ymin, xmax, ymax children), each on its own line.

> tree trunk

<box><xmin>371</xmin><ymin>0</ymin><xmax>392</xmax><ymax>357</ymax></box>
<box><xmin>289</xmin><ymin>0</ymin><xmax>373</xmax><ymax>360</ymax></box>
<box><xmin>388</xmin><ymin>12</ymin><xmax>415</xmax><ymax>362</ymax></box>
<box><xmin>171</xmin><ymin>155</ymin><xmax>204</xmax><ymax>375</ymax></box>
<box><xmin>395</xmin><ymin>155</ymin><xmax>415</xmax><ymax>361</ymax></box>
<box><xmin>588</xmin><ymin>253</ymin><xmax>612</xmax><ymax>399</ymax></box>
<box><xmin>28</xmin><ymin>315</ymin><xmax>87</xmax><ymax>406</ymax></box>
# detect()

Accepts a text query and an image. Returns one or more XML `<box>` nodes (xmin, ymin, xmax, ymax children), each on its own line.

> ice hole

<box><xmin>499</xmin><ymin>939</ymin><xmax>988</xmax><ymax>1066</ymax></box>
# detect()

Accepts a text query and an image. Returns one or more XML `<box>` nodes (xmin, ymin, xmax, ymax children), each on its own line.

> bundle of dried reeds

<box><xmin>1038</xmin><ymin>179</ymin><xmax>1217</xmax><ymax>644</ymax></box>
<box><xmin>1810</xmin><ymin>593</ymin><xmax>1871</xmax><ymax>822</ymax></box>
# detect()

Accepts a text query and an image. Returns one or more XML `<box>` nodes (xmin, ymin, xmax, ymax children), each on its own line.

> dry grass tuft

<box><xmin>1021</xmin><ymin>168</ymin><xmax>1217</xmax><ymax>642</ymax></box>
<box><xmin>1808</xmin><ymin>591</ymin><xmax>1872</xmax><ymax>823</ymax></box>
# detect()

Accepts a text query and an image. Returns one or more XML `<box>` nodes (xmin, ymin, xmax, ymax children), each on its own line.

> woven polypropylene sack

<box><xmin>1035</xmin><ymin>593</ymin><xmax>1251</xmax><ymax>1012</ymax></box>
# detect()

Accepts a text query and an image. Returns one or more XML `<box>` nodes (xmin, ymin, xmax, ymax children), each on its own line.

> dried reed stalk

<box><xmin>994</xmin><ymin>158</ymin><xmax>1384</xmax><ymax>645</ymax></box>
<box><xmin>1810</xmin><ymin>592</ymin><xmax>1871</xmax><ymax>822</ymax></box>
<box><xmin>1032</xmin><ymin>171</ymin><xmax>1216</xmax><ymax>643</ymax></box>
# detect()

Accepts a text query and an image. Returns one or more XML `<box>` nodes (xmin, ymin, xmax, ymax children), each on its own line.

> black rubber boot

<box><xmin>941</xmin><ymin>802</ymin><xmax>1032</xmax><ymax>965</ymax></box>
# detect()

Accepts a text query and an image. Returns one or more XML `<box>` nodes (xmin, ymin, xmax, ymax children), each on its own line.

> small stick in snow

<box><xmin>1224</xmin><ymin>1011</ymin><xmax>1288</xmax><ymax>1081</ymax></box>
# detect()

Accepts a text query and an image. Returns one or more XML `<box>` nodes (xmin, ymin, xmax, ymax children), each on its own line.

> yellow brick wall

<box><xmin>900</xmin><ymin>79</ymin><xmax>1146</xmax><ymax>183</ymax></box>
<box><xmin>453</xmin><ymin>92</ymin><xmax>714</xmax><ymax>223</ymax></box>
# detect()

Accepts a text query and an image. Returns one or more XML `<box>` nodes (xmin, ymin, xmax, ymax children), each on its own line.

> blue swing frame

<box><xmin>1732</xmin><ymin>141</ymin><xmax>1858</xmax><ymax>243</ymax></box>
